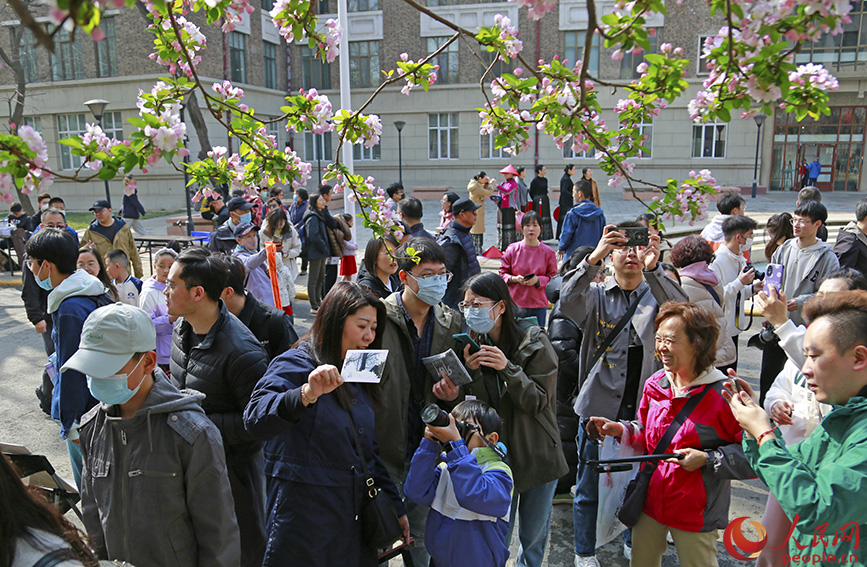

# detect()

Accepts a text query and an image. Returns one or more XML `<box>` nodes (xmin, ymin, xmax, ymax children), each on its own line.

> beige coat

<box><xmin>467</xmin><ymin>178</ymin><xmax>494</xmax><ymax>235</ymax></box>
<box><xmin>680</xmin><ymin>275</ymin><xmax>737</xmax><ymax>367</ymax></box>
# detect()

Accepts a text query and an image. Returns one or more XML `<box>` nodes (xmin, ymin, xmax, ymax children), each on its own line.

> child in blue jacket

<box><xmin>404</xmin><ymin>400</ymin><xmax>513</xmax><ymax>567</ymax></box>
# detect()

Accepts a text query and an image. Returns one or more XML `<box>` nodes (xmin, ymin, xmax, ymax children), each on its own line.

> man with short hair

<box><xmin>807</xmin><ymin>157</ymin><xmax>821</xmax><ymax>186</ymax></box>
<box><xmin>559</xmin><ymin>222</ymin><xmax>688</xmax><ymax>567</ymax></box>
<box><xmin>710</xmin><ymin>215</ymin><xmax>762</xmax><ymax>371</ymax></box>
<box><xmin>25</xmin><ymin>228</ymin><xmax>112</xmax><ymax>488</ymax></box>
<box><xmin>760</xmin><ymin>200</ymin><xmax>839</xmax><ymax>404</ymax></box>
<box><xmin>833</xmin><ymin>197</ymin><xmax>867</xmax><ymax>274</ymax></box>
<box><xmin>377</xmin><ymin>237</ymin><xmax>463</xmax><ymax>565</ymax></box>
<box><xmin>399</xmin><ymin>197</ymin><xmax>435</xmax><ymax>241</ymax></box>
<box><xmin>4</xmin><ymin>202</ymin><xmax>30</xmax><ymax>266</ymax></box>
<box><xmin>166</xmin><ymin>247</ymin><xmax>268</xmax><ymax>567</ymax></box>
<box><xmin>796</xmin><ymin>185</ymin><xmax>828</xmax><ymax>241</ymax></box>
<box><xmin>48</xmin><ymin>196</ymin><xmax>65</xmax><ymax>210</ymax></box>
<box><xmin>66</xmin><ymin>303</ymin><xmax>241</xmax><ymax>567</ymax></box>
<box><xmin>208</xmin><ymin>196</ymin><xmax>254</xmax><ymax>253</ymax></box>
<box><xmin>700</xmin><ymin>191</ymin><xmax>745</xmax><ymax>253</ymax></box>
<box><xmin>386</xmin><ymin>182</ymin><xmax>405</xmax><ymax>212</ymax></box>
<box><xmin>220</xmin><ymin>253</ymin><xmax>298</xmax><ymax>361</ymax></box>
<box><xmin>557</xmin><ymin>179</ymin><xmax>606</xmax><ymax>262</ymax></box>
<box><xmin>105</xmin><ymin>249</ymin><xmax>143</xmax><ymax>306</ymax></box>
<box><xmin>730</xmin><ymin>290</ymin><xmax>867</xmax><ymax>565</ymax></box>
<box><xmin>437</xmin><ymin>198</ymin><xmax>482</xmax><ymax>309</ymax></box>
<box><xmin>82</xmin><ymin>200</ymin><xmax>143</xmax><ymax>278</ymax></box>
<box><xmin>28</xmin><ymin>192</ymin><xmax>52</xmax><ymax>231</ymax></box>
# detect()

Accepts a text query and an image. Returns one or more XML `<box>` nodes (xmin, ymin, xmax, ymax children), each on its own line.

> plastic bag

<box><xmin>596</xmin><ymin>426</ymin><xmax>637</xmax><ymax>547</ymax></box>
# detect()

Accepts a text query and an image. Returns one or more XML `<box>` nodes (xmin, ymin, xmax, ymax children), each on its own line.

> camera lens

<box><xmin>421</xmin><ymin>404</ymin><xmax>450</xmax><ymax>427</ymax></box>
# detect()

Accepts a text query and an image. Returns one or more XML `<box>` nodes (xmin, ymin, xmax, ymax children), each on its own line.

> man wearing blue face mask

<box><xmin>63</xmin><ymin>302</ymin><xmax>241</xmax><ymax>567</ymax></box>
<box><xmin>376</xmin><ymin>237</ymin><xmax>464</xmax><ymax>566</ymax></box>
<box><xmin>208</xmin><ymin>196</ymin><xmax>255</xmax><ymax>253</ymax></box>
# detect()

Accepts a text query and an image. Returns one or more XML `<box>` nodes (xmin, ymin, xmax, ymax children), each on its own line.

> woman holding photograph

<box><xmin>459</xmin><ymin>272</ymin><xmax>567</xmax><ymax>567</ymax></box>
<box><xmin>244</xmin><ymin>282</ymin><xmax>409</xmax><ymax>567</ymax></box>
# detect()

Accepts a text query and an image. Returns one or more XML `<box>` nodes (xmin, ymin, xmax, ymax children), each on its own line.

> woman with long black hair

<box><xmin>458</xmin><ymin>272</ymin><xmax>567</xmax><ymax>567</ymax></box>
<box><xmin>557</xmin><ymin>164</ymin><xmax>576</xmax><ymax>238</ymax></box>
<box><xmin>244</xmin><ymin>282</ymin><xmax>409</xmax><ymax>567</ymax></box>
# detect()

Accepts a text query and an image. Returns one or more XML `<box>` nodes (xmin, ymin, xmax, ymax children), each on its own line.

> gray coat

<box><xmin>79</xmin><ymin>370</ymin><xmax>240</xmax><ymax>567</ymax></box>
<box><xmin>559</xmin><ymin>260</ymin><xmax>688</xmax><ymax>419</ymax></box>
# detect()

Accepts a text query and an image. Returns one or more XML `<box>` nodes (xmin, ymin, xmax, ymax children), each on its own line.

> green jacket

<box><xmin>465</xmin><ymin>325</ymin><xmax>568</xmax><ymax>493</ymax></box>
<box><xmin>744</xmin><ymin>395</ymin><xmax>867</xmax><ymax>563</ymax></box>
<box><xmin>375</xmin><ymin>292</ymin><xmax>463</xmax><ymax>483</ymax></box>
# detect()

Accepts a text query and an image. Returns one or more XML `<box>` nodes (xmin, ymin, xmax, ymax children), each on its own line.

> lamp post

<box><xmin>394</xmin><ymin>120</ymin><xmax>406</xmax><ymax>185</ymax></box>
<box><xmin>751</xmin><ymin>114</ymin><xmax>767</xmax><ymax>199</ymax></box>
<box><xmin>179</xmin><ymin>103</ymin><xmax>194</xmax><ymax>236</ymax></box>
<box><xmin>84</xmin><ymin>99</ymin><xmax>113</xmax><ymax>207</ymax></box>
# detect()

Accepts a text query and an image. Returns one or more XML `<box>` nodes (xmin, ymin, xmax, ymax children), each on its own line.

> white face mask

<box><xmin>740</xmin><ymin>237</ymin><xmax>753</xmax><ymax>253</ymax></box>
<box><xmin>40</xmin><ymin>202</ymin><xmax>49</xmax><ymax>210</ymax></box>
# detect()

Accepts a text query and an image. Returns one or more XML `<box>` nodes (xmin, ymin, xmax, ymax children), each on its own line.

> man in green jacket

<box><xmin>727</xmin><ymin>290</ymin><xmax>867</xmax><ymax>565</ymax></box>
<box><xmin>375</xmin><ymin>237</ymin><xmax>463</xmax><ymax>567</ymax></box>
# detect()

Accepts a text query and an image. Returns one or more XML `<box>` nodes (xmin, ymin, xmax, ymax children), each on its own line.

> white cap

<box><xmin>61</xmin><ymin>303</ymin><xmax>157</xmax><ymax>379</ymax></box>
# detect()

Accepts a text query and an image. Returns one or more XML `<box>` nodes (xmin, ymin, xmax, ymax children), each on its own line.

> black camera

<box><xmin>421</xmin><ymin>404</ymin><xmax>473</xmax><ymax>439</ymax></box>
<box><xmin>747</xmin><ymin>321</ymin><xmax>779</xmax><ymax>350</ymax></box>
<box><xmin>744</xmin><ymin>263</ymin><xmax>765</xmax><ymax>281</ymax></box>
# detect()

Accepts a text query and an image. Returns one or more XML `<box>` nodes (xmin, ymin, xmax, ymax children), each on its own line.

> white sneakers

<box><xmin>574</xmin><ymin>554</ymin><xmax>601</xmax><ymax>567</ymax></box>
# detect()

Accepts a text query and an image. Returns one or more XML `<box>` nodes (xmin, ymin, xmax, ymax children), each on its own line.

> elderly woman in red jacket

<box><xmin>588</xmin><ymin>302</ymin><xmax>754</xmax><ymax>567</ymax></box>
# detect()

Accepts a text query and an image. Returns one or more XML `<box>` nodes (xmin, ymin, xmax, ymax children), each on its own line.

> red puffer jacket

<box><xmin>626</xmin><ymin>369</ymin><xmax>756</xmax><ymax>533</ymax></box>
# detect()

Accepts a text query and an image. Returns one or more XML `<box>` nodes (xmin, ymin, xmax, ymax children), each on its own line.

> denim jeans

<box><xmin>508</xmin><ymin>479</ymin><xmax>558</xmax><ymax>567</ymax></box>
<box><xmin>573</xmin><ymin>427</ymin><xmax>599</xmax><ymax>556</ymax></box>
<box><xmin>67</xmin><ymin>437</ymin><xmax>83</xmax><ymax>492</ymax></box>
<box><xmin>521</xmin><ymin>307</ymin><xmax>548</xmax><ymax>329</ymax></box>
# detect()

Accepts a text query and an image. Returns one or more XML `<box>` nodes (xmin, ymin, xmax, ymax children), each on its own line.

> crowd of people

<box><xmin>3</xmin><ymin>179</ymin><xmax>867</xmax><ymax>567</ymax></box>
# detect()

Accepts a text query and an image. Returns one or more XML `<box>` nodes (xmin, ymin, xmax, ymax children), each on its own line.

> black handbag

<box><xmin>617</xmin><ymin>381</ymin><xmax>722</xmax><ymax>528</ymax></box>
<box><xmin>346</xmin><ymin>405</ymin><xmax>403</xmax><ymax>550</ymax></box>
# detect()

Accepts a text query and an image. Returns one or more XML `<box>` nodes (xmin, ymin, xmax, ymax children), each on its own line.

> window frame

<box><xmin>57</xmin><ymin>113</ymin><xmax>88</xmax><ymax>170</ymax></box>
<box><xmin>96</xmin><ymin>17</ymin><xmax>119</xmax><ymax>77</ymax></box>
<box><xmin>697</xmin><ymin>35</ymin><xmax>711</xmax><ymax>76</ymax></box>
<box><xmin>263</xmin><ymin>41</ymin><xmax>278</xmax><ymax>89</ymax></box>
<box><xmin>691</xmin><ymin>122</ymin><xmax>727</xmax><ymax>159</ymax></box>
<box><xmin>349</xmin><ymin>40</ymin><xmax>380</xmax><ymax>88</ymax></box>
<box><xmin>480</xmin><ymin>126</ymin><xmax>508</xmax><ymax>160</ymax></box>
<box><xmin>428</xmin><ymin>112</ymin><xmax>459</xmax><ymax>160</ymax></box>
<box><xmin>50</xmin><ymin>27</ymin><xmax>84</xmax><ymax>81</ymax></box>
<box><xmin>304</xmin><ymin>131</ymin><xmax>333</xmax><ymax>162</ymax></box>
<box><xmin>229</xmin><ymin>31</ymin><xmax>247</xmax><ymax>84</ymax></box>
<box><xmin>17</xmin><ymin>27</ymin><xmax>38</xmax><ymax>83</ymax></box>
<box><xmin>301</xmin><ymin>45</ymin><xmax>332</xmax><ymax>90</ymax></box>
<box><xmin>619</xmin><ymin>32</ymin><xmax>657</xmax><ymax>80</ymax></box>
<box><xmin>427</xmin><ymin>36</ymin><xmax>459</xmax><ymax>84</ymax></box>
<box><xmin>563</xmin><ymin>30</ymin><xmax>599</xmax><ymax>75</ymax></box>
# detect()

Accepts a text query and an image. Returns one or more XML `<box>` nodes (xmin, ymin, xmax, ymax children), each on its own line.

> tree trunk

<box><xmin>0</xmin><ymin>27</ymin><xmax>34</xmax><ymax>215</ymax></box>
<box><xmin>185</xmin><ymin>90</ymin><xmax>213</xmax><ymax>161</ymax></box>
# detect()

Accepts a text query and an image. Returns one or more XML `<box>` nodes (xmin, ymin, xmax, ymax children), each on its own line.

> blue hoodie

<box><xmin>405</xmin><ymin>438</ymin><xmax>513</xmax><ymax>567</ymax></box>
<box><xmin>48</xmin><ymin>270</ymin><xmax>112</xmax><ymax>438</ymax></box>
<box><xmin>558</xmin><ymin>200</ymin><xmax>606</xmax><ymax>259</ymax></box>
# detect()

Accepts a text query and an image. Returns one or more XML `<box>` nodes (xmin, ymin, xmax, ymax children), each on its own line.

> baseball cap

<box><xmin>88</xmin><ymin>200</ymin><xmax>111</xmax><ymax>211</ymax></box>
<box><xmin>227</xmin><ymin>197</ymin><xmax>254</xmax><ymax>212</ymax></box>
<box><xmin>451</xmin><ymin>198</ymin><xmax>481</xmax><ymax>215</ymax></box>
<box><xmin>233</xmin><ymin>222</ymin><xmax>260</xmax><ymax>239</ymax></box>
<box><xmin>61</xmin><ymin>303</ymin><xmax>157</xmax><ymax>379</ymax></box>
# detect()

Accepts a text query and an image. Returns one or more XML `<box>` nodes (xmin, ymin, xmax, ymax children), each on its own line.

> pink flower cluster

<box><xmin>493</xmin><ymin>14</ymin><xmax>523</xmax><ymax>60</ymax></box>
<box><xmin>149</xmin><ymin>16</ymin><xmax>206</xmax><ymax>78</ymax></box>
<box><xmin>788</xmin><ymin>63</ymin><xmax>840</xmax><ymax>91</ymax></box>
<box><xmin>397</xmin><ymin>53</ymin><xmax>439</xmax><ymax>96</ymax></box>
<box><xmin>81</xmin><ymin>123</ymin><xmax>123</xmax><ymax>170</ymax></box>
<box><xmin>290</xmin><ymin>89</ymin><xmax>334</xmax><ymax>135</ymax></box>
<box><xmin>284</xmin><ymin>147</ymin><xmax>313</xmax><ymax>190</ymax></box>
<box><xmin>137</xmin><ymin>84</ymin><xmax>188</xmax><ymax>168</ymax></box>
<box><xmin>361</xmin><ymin>115</ymin><xmax>382</xmax><ymax>148</ymax></box>
<box><xmin>510</xmin><ymin>0</ymin><xmax>556</xmax><ymax>21</ymax></box>
<box><xmin>324</xmin><ymin>19</ymin><xmax>342</xmax><ymax>63</ymax></box>
<box><xmin>219</xmin><ymin>0</ymin><xmax>255</xmax><ymax>32</ymax></box>
<box><xmin>7</xmin><ymin>125</ymin><xmax>52</xmax><ymax>196</ymax></box>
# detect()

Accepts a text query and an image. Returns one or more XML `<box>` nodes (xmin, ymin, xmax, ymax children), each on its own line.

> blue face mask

<box><xmin>408</xmin><ymin>273</ymin><xmax>448</xmax><ymax>306</ymax></box>
<box><xmin>35</xmin><ymin>261</ymin><xmax>53</xmax><ymax>291</ymax></box>
<box><xmin>464</xmin><ymin>305</ymin><xmax>501</xmax><ymax>335</ymax></box>
<box><xmin>87</xmin><ymin>356</ymin><xmax>147</xmax><ymax>406</ymax></box>
<box><xmin>239</xmin><ymin>212</ymin><xmax>252</xmax><ymax>224</ymax></box>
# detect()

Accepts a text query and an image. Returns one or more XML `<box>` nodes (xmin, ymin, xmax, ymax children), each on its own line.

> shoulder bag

<box><xmin>617</xmin><ymin>381</ymin><xmax>724</xmax><ymax>528</ymax></box>
<box><xmin>346</xmin><ymin>404</ymin><xmax>403</xmax><ymax>550</ymax></box>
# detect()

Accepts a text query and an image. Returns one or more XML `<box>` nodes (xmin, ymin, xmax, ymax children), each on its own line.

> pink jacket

<box><xmin>625</xmin><ymin>369</ymin><xmax>755</xmax><ymax>533</ymax></box>
<box><xmin>499</xmin><ymin>241</ymin><xmax>558</xmax><ymax>308</ymax></box>
<box><xmin>498</xmin><ymin>178</ymin><xmax>518</xmax><ymax>209</ymax></box>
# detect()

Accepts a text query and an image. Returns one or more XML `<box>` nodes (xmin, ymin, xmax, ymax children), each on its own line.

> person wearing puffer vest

<box><xmin>404</xmin><ymin>400</ymin><xmax>513</xmax><ymax>567</ymax></box>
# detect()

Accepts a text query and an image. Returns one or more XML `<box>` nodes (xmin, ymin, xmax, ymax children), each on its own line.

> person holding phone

<box><xmin>459</xmin><ymin>272</ymin><xmax>567</xmax><ymax>567</ymax></box>
<box><xmin>499</xmin><ymin>211</ymin><xmax>558</xmax><ymax>327</ymax></box>
<box><xmin>588</xmin><ymin>302</ymin><xmax>754</xmax><ymax>567</ymax></box>
<box><xmin>244</xmin><ymin>282</ymin><xmax>410</xmax><ymax>567</ymax></box>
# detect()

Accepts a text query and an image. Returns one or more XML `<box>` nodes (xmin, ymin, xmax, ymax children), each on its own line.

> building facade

<box><xmin>1</xmin><ymin>0</ymin><xmax>864</xmax><ymax>212</ymax></box>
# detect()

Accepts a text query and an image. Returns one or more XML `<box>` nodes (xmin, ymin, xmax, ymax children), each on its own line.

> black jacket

<box><xmin>237</xmin><ymin>291</ymin><xmax>299</xmax><ymax>362</ymax></box>
<box><xmin>437</xmin><ymin>222</ymin><xmax>481</xmax><ymax>309</ymax></box>
<box><xmin>20</xmin><ymin>255</ymin><xmax>51</xmax><ymax>330</ymax></box>
<box><xmin>170</xmin><ymin>300</ymin><xmax>268</xmax><ymax>463</ymax></box>
<box><xmin>529</xmin><ymin>175</ymin><xmax>548</xmax><ymax>199</ymax></box>
<box><xmin>302</xmin><ymin>207</ymin><xmax>331</xmax><ymax>260</ymax></box>
<box><xmin>207</xmin><ymin>218</ymin><xmax>238</xmax><ymax>254</ymax></box>
<box><xmin>121</xmin><ymin>192</ymin><xmax>146</xmax><ymax>219</ymax></box>
<box><xmin>357</xmin><ymin>265</ymin><xmax>402</xmax><ymax>300</ymax></box>
<box><xmin>559</xmin><ymin>172</ymin><xmax>574</xmax><ymax>211</ymax></box>
<box><xmin>833</xmin><ymin>222</ymin><xmax>867</xmax><ymax>275</ymax></box>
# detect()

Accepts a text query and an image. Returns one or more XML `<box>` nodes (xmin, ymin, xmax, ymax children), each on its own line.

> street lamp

<box><xmin>84</xmin><ymin>98</ymin><xmax>113</xmax><ymax>207</ymax></box>
<box><xmin>394</xmin><ymin>120</ymin><xmax>406</xmax><ymax>185</ymax></box>
<box><xmin>751</xmin><ymin>114</ymin><xmax>767</xmax><ymax>199</ymax></box>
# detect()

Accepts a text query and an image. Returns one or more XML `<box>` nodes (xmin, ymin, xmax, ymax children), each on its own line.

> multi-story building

<box><xmin>1</xmin><ymin>0</ymin><xmax>864</xmax><ymax>212</ymax></box>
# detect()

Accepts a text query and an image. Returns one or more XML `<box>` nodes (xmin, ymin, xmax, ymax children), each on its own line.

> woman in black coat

<box><xmin>303</xmin><ymin>195</ymin><xmax>331</xmax><ymax>311</ymax></box>
<box><xmin>529</xmin><ymin>164</ymin><xmax>553</xmax><ymax>240</ymax></box>
<box><xmin>356</xmin><ymin>234</ymin><xmax>402</xmax><ymax>299</ymax></box>
<box><xmin>557</xmin><ymin>164</ymin><xmax>575</xmax><ymax>238</ymax></box>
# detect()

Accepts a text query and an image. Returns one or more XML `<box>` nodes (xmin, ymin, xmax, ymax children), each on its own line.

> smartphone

<box><xmin>729</xmin><ymin>376</ymin><xmax>743</xmax><ymax>394</ymax></box>
<box><xmin>453</xmin><ymin>333</ymin><xmax>481</xmax><ymax>355</ymax></box>
<box><xmin>765</xmin><ymin>263</ymin><xmax>784</xmax><ymax>292</ymax></box>
<box><xmin>621</xmin><ymin>226</ymin><xmax>649</xmax><ymax>247</ymax></box>
<box><xmin>522</xmin><ymin>273</ymin><xmax>536</xmax><ymax>280</ymax></box>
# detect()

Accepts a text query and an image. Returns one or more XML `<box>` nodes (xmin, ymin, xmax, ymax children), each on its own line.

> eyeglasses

<box><xmin>613</xmin><ymin>246</ymin><xmax>639</xmax><ymax>255</ymax></box>
<box><xmin>654</xmin><ymin>335</ymin><xmax>679</xmax><ymax>348</ymax></box>
<box><xmin>790</xmin><ymin>218</ymin><xmax>813</xmax><ymax>227</ymax></box>
<box><xmin>458</xmin><ymin>299</ymin><xmax>498</xmax><ymax>311</ymax></box>
<box><xmin>408</xmin><ymin>271</ymin><xmax>453</xmax><ymax>283</ymax></box>
<box><xmin>25</xmin><ymin>258</ymin><xmax>39</xmax><ymax>270</ymax></box>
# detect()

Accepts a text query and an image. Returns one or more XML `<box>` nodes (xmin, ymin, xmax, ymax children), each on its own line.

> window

<box><xmin>349</xmin><ymin>0</ymin><xmax>379</xmax><ymax>10</ymax></box>
<box><xmin>261</xmin><ymin>0</ymin><xmax>274</xmax><ymax>10</ymax></box>
<box><xmin>349</xmin><ymin>40</ymin><xmax>379</xmax><ymax>88</ymax></box>
<box><xmin>317</xmin><ymin>0</ymin><xmax>331</xmax><ymax>12</ymax></box>
<box><xmin>96</xmin><ymin>17</ymin><xmax>119</xmax><ymax>77</ymax></box>
<box><xmin>18</xmin><ymin>27</ymin><xmax>38</xmax><ymax>83</ymax></box>
<box><xmin>354</xmin><ymin>143</ymin><xmax>381</xmax><ymax>160</ymax></box>
<box><xmin>481</xmin><ymin>128</ymin><xmax>507</xmax><ymax>159</ymax></box>
<box><xmin>101</xmin><ymin>111</ymin><xmax>123</xmax><ymax>140</ymax></box>
<box><xmin>620</xmin><ymin>32</ymin><xmax>657</xmax><ymax>80</ymax></box>
<box><xmin>50</xmin><ymin>27</ymin><xmax>84</xmax><ymax>81</ymax></box>
<box><xmin>692</xmin><ymin>123</ymin><xmax>726</xmax><ymax>158</ymax></box>
<box><xmin>22</xmin><ymin>117</ymin><xmax>42</xmax><ymax>132</ymax></box>
<box><xmin>428</xmin><ymin>37</ymin><xmax>459</xmax><ymax>84</ymax></box>
<box><xmin>793</xmin><ymin>2</ymin><xmax>867</xmax><ymax>71</ymax></box>
<box><xmin>301</xmin><ymin>46</ymin><xmax>331</xmax><ymax>90</ymax></box>
<box><xmin>697</xmin><ymin>36</ymin><xmax>711</xmax><ymax>76</ymax></box>
<box><xmin>229</xmin><ymin>32</ymin><xmax>247</xmax><ymax>83</ymax></box>
<box><xmin>427</xmin><ymin>0</ymin><xmax>498</xmax><ymax>4</ymax></box>
<box><xmin>564</xmin><ymin>30</ymin><xmax>599</xmax><ymax>74</ymax></box>
<box><xmin>57</xmin><ymin>113</ymin><xmax>88</xmax><ymax>169</ymax></box>
<box><xmin>304</xmin><ymin>131</ymin><xmax>333</xmax><ymax>162</ymax></box>
<box><xmin>429</xmin><ymin>113</ymin><xmax>459</xmax><ymax>159</ymax></box>
<box><xmin>264</xmin><ymin>42</ymin><xmax>277</xmax><ymax>89</ymax></box>
<box><xmin>636</xmin><ymin>122</ymin><xmax>653</xmax><ymax>158</ymax></box>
